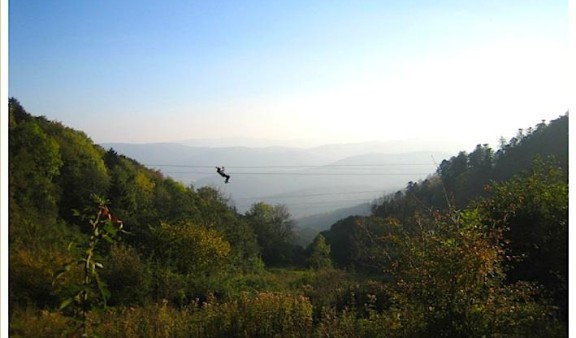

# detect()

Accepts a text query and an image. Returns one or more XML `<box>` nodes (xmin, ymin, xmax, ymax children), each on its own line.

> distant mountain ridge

<box><xmin>177</xmin><ymin>137</ymin><xmax>462</xmax><ymax>152</ymax></box>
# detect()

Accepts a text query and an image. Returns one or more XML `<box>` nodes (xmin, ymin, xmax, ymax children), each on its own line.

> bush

<box><xmin>101</xmin><ymin>244</ymin><xmax>151</xmax><ymax>306</ymax></box>
<box><xmin>10</xmin><ymin>245</ymin><xmax>73</xmax><ymax>309</ymax></box>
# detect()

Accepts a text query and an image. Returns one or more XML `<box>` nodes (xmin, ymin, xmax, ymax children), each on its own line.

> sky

<box><xmin>8</xmin><ymin>0</ymin><xmax>572</xmax><ymax>151</ymax></box>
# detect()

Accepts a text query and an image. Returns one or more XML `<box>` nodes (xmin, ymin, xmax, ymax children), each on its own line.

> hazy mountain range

<box><xmin>101</xmin><ymin>139</ymin><xmax>451</xmax><ymax>222</ymax></box>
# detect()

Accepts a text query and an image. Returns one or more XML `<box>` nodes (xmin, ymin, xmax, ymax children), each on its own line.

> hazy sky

<box><xmin>9</xmin><ymin>0</ymin><xmax>570</xmax><ymax>150</ymax></box>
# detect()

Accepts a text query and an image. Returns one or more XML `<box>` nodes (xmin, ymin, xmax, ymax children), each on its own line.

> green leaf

<box><xmin>67</xmin><ymin>241</ymin><xmax>78</xmax><ymax>251</ymax></box>
<box><xmin>52</xmin><ymin>262</ymin><xmax>75</xmax><ymax>284</ymax></box>
<box><xmin>58</xmin><ymin>298</ymin><xmax>73</xmax><ymax>311</ymax></box>
<box><xmin>94</xmin><ymin>274</ymin><xmax>111</xmax><ymax>307</ymax></box>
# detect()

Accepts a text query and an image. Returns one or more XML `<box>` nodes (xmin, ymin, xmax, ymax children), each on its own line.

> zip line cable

<box><xmin>235</xmin><ymin>189</ymin><xmax>388</xmax><ymax>201</ymax></box>
<box><xmin>276</xmin><ymin>198</ymin><xmax>377</xmax><ymax>208</ymax></box>
<box><xmin>144</xmin><ymin>162</ymin><xmax>435</xmax><ymax>177</ymax></box>
<box><xmin>146</xmin><ymin>162</ymin><xmax>435</xmax><ymax>176</ymax></box>
<box><xmin>160</xmin><ymin>171</ymin><xmax>431</xmax><ymax>176</ymax></box>
<box><xmin>145</xmin><ymin>163</ymin><xmax>435</xmax><ymax>169</ymax></box>
<box><xmin>234</xmin><ymin>197</ymin><xmax>379</xmax><ymax>208</ymax></box>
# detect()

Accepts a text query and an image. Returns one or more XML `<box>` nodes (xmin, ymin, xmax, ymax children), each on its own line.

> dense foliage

<box><xmin>9</xmin><ymin>98</ymin><xmax>568</xmax><ymax>337</ymax></box>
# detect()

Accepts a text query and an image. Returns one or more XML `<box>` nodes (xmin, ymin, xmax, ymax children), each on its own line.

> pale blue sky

<box><xmin>9</xmin><ymin>0</ymin><xmax>570</xmax><ymax>149</ymax></box>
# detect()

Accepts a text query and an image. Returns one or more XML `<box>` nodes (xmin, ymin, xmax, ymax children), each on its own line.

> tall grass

<box><xmin>11</xmin><ymin>292</ymin><xmax>315</xmax><ymax>338</ymax></box>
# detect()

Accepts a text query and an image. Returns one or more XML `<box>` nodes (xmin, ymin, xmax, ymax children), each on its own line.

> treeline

<box><xmin>9</xmin><ymin>97</ymin><xmax>568</xmax><ymax>337</ymax></box>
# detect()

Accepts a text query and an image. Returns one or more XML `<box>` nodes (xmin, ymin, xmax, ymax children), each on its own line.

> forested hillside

<box><xmin>321</xmin><ymin>113</ymin><xmax>568</xmax><ymax>321</ymax></box>
<box><xmin>9</xmin><ymin>98</ymin><xmax>568</xmax><ymax>337</ymax></box>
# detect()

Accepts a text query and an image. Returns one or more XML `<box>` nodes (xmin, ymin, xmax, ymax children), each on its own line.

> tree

<box><xmin>44</xmin><ymin>124</ymin><xmax>111</xmax><ymax>223</ymax></box>
<box><xmin>150</xmin><ymin>221</ymin><xmax>231</xmax><ymax>276</ymax></box>
<box><xmin>193</xmin><ymin>187</ymin><xmax>262</xmax><ymax>272</ymax></box>
<box><xmin>321</xmin><ymin>215</ymin><xmax>392</xmax><ymax>272</ymax></box>
<box><xmin>320</xmin><ymin>216</ymin><xmax>361</xmax><ymax>269</ymax></box>
<box><xmin>479</xmin><ymin>157</ymin><xmax>568</xmax><ymax>320</ymax></box>
<box><xmin>245</xmin><ymin>202</ymin><xmax>299</xmax><ymax>266</ymax></box>
<box><xmin>100</xmin><ymin>244</ymin><xmax>151</xmax><ymax>306</ymax></box>
<box><xmin>9</xmin><ymin>108</ymin><xmax>62</xmax><ymax>228</ymax></box>
<box><xmin>437</xmin><ymin>151</ymin><xmax>468</xmax><ymax>190</ymax></box>
<box><xmin>493</xmin><ymin>114</ymin><xmax>568</xmax><ymax>182</ymax></box>
<box><xmin>373</xmin><ymin>209</ymin><xmax>563</xmax><ymax>337</ymax></box>
<box><xmin>307</xmin><ymin>234</ymin><xmax>332</xmax><ymax>270</ymax></box>
<box><xmin>468</xmin><ymin>144</ymin><xmax>493</xmax><ymax>169</ymax></box>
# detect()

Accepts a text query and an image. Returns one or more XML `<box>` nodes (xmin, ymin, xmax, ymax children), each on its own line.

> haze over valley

<box><xmin>102</xmin><ymin>140</ymin><xmax>451</xmax><ymax>220</ymax></box>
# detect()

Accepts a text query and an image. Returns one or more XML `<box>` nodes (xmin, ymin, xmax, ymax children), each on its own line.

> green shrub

<box><xmin>101</xmin><ymin>244</ymin><xmax>151</xmax><ymax>306</ymax></box>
